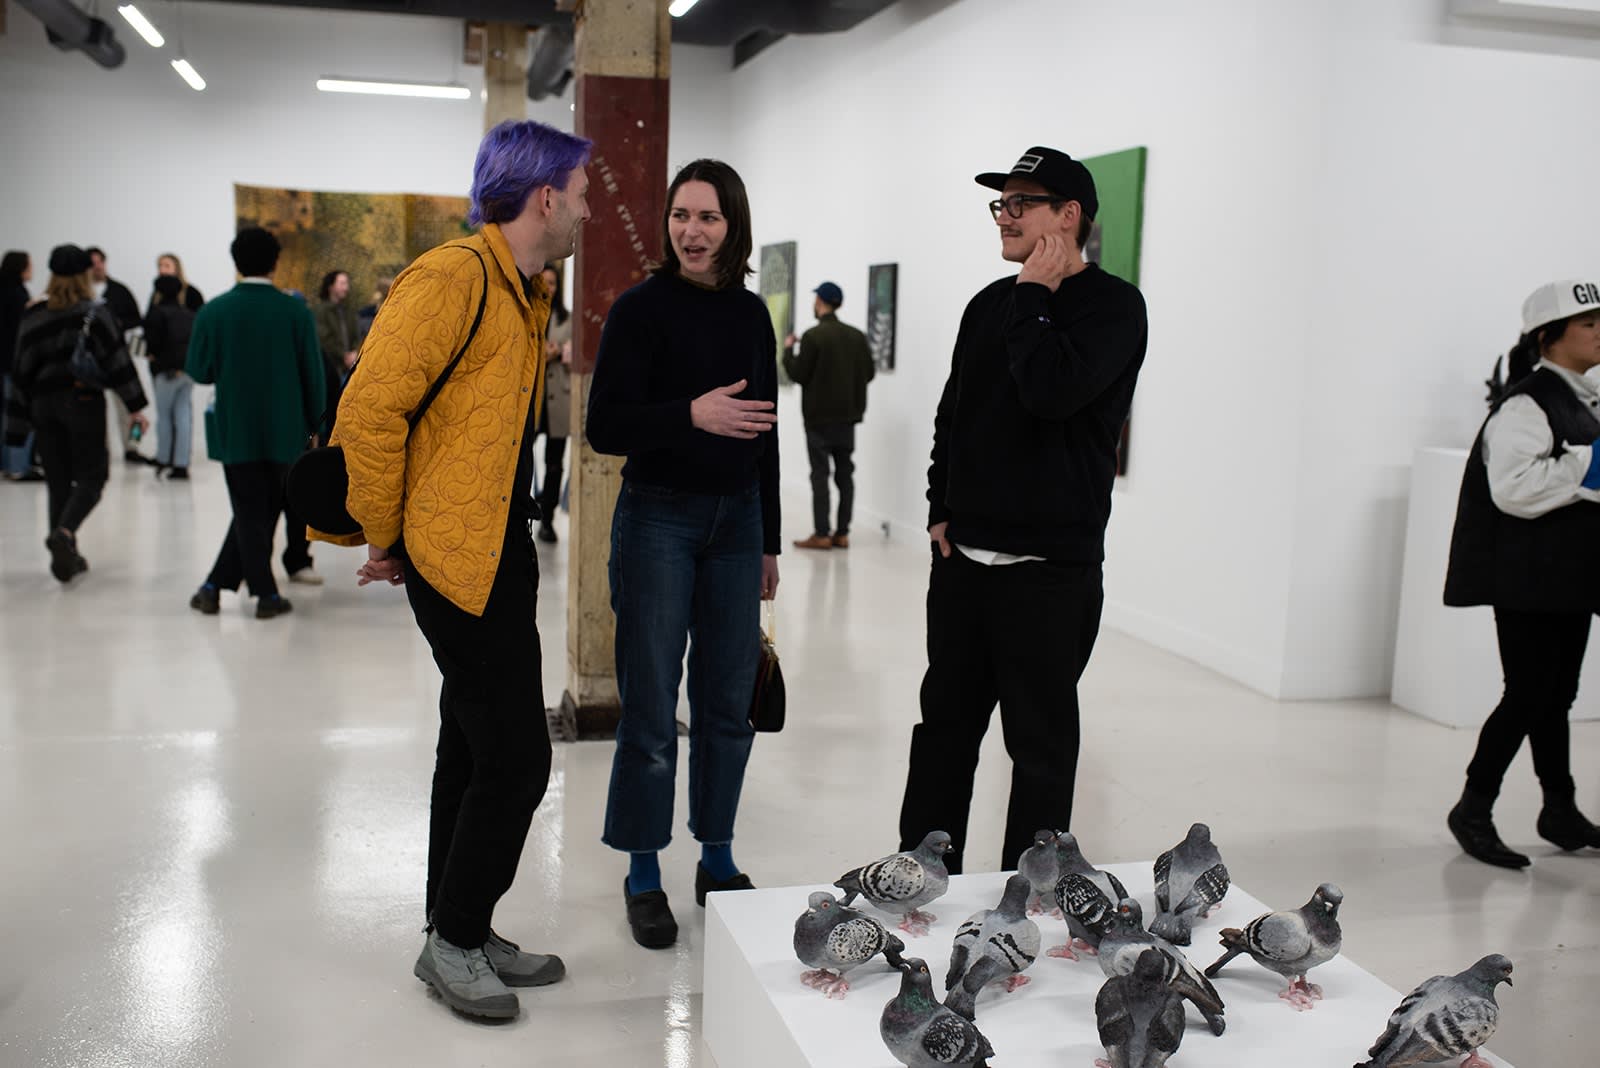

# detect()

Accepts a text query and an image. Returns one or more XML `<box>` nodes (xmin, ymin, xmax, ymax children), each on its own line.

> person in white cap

<box><xmin>1443</xmin><ymin>279</ymin><xmax>1600</xmax><ymax>868</ymax></box>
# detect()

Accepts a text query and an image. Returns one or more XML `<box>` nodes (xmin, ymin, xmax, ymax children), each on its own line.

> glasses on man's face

<box><xmin>987</xmin><ymin>194</ymin><xmax>1062</xmax><ymax>220</ymax></box>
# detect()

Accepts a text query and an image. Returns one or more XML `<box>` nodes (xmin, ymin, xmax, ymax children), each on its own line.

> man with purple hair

<box><xmin>318</xmin><ymin>119</ymin><xmax>591</xmax><ymax>1021</ymax></box>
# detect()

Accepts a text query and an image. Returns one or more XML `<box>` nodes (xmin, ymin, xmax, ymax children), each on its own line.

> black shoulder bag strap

<box><xmin>405</xmin><ymin>246</ymin><xmax>490</xmax><ymax>433</ymax></box>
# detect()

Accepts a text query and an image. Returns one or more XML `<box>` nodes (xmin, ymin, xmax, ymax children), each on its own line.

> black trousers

<box><xmin>404</xmin><ymin>522</ymin><xmax>551</xmax><ymax>948</ymax></box>
<box><xmin>537</xmin><ymin>436</ymin><xmax>566</xmax><ymax>523</ymax></box>
<box><xmin>280</xmin><ymin>498</ymin><xmax>313</xmax><ymax>575</ymax></box>
<box><xmin>805</xmin><ymin>422</ymin><xmax>856</xmax><ymax>537</ymax></box>
<box><xmin>1465</xmin><ymin>607</ymin><xmax>1586</xmax><ymax>799</ymax></box>
<box><xmin>899</xmin><ymin>548</ymin><xmax>1104</xmax><ymax>873</ymax></box>
<box><xmin>31</xmin><ymin>389</ymin><xmax>108</xmax><ymax>533</ymax></box>
<box><xmin>207</xmin><ymin>461</ymin><xmax>288</xmax><ymax>598</ymax></box>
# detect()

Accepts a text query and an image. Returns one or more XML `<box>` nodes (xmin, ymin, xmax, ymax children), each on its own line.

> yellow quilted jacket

<box><xmin>310</xmin><ymin>225</ymin><xmax>549</xmax><ymax>616</ymax></box>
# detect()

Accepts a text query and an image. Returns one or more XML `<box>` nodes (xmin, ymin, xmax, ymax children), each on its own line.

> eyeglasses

<box><xmin>988</xmin><ymin>194</ymin><xmax>1063</xmax><ymax>220</ymax></box>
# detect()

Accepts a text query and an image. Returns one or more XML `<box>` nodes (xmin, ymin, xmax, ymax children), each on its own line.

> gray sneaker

<box><xmin>413</xmin><ymin>930</ymin><xmax>520</xmax><ymax>1019</ymax></box>
<box><xmin>484</xmin><ymin>931</ymin><xmax>566</xmax><ymax>987</ymax></box>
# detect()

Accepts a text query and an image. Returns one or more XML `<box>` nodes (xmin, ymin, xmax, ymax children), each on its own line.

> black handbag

<box><xmin>749</xmin><ymin>601</ymin><xmax>786</xmax><ymax>733</ymax></box>
<box><xmin>68</xmin><ymin>301</ymin><xmax>109</xmax><ymax>389</ymax></box>
<box><xmin>286</xmin><ymin>247</ymin><xmax>487</xmax><ymax>536</ymax></box>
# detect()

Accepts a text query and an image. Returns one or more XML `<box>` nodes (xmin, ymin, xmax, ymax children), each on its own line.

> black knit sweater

<box><xmin>4</xmin><ymin>301</ymin><xmax>148</xmax><ymax>444</ymax></box>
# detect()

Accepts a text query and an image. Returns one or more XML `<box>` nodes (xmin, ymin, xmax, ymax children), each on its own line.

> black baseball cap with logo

<box><xmin>975</xmin><ymin>146</ymin><xmax>1098</xmax><ymax>220</ymax></box>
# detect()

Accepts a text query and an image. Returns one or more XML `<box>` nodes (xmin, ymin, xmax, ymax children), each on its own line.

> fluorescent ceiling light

<box><xmin>317</xmin><ymin>78</ymin><xmax>471</xmax><ymax>100</ymax></box>
<box><xmin>117</xmin><ymin>4</ymin><xmax>165</xmax><ymax>48</ymax></box>
<box><xmin>668</xmin><ymin>0</ymin><xmax>701</xmax><ymax>16</ymax></box>
<box><xmin>172</xmin><ymin>58</ymin><xmax>206</xmax><ymax>91</ymax></box>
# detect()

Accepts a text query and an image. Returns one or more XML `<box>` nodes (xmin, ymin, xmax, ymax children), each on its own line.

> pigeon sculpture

<box><xmin>943</xmin><ymin>874</ymin><xmax>1041</xmax><ymax>1020</ymax></box>
<box><xmin>1204</xmin><ymin>882</ymin><xmax>1343</xmax><ymax>1010</ymax></box>
<box><xmin>1018</xmin><ymin>828</ymin><xmax>1065</xmax><ymax>917</ymax></box>
<box><xmin>793</xmin><ymin>891</ymin><xmax>906</xmax><ymax>998</ymax></box>
<box><xmin>1095</xmin><ymin>947</ymin><xmax>1187</xmax><ymax>1068</ymax></box>
<box><xmin>1045</xmin><ymin>833</ymin><xmax>1128</xmax><ymax>961</ymax></box>
<box><xmin>881</xmin><ymin>957</ymin><xmax>996</xmax><ymax>1068</ymax></box>
<box><xmin>1354</xmin><ymin>954</ymin><xmax>1512</xmax><ymax>1068</ymax></box>
<box><xmin>1148</xmin><ymin>823</ymin><xmax>1230</xmax><ymax>946</ymax></box>
<box><xmin>1099</xmin><ymin>898</ymin><xmax>1226</xmax><ymax>1037</ymax></box>
<box><xmin>836</xmin><ymin>831</ymin><xmax>952</xmax><ymax>937</ymax></box>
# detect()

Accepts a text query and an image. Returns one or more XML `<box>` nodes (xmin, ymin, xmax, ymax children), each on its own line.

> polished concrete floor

<box><xmin>0</xmin><ymin>456</ymin><xmax>1594</xmax><ymax>1068</ymax></box>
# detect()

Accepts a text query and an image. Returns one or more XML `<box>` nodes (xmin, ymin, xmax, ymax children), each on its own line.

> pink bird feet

<box><xmin>799</xmin><ymin>969</ymin><xmax>851</xmax><ymax>998</ymax></box>
<box><xmin>897</xmin><ymin>910</ymin><xmax>936</xmax><ymax>937</ymax></box>
<box><xmin>1095</xmin><ymin>1059</ymin><xmax>1114</xmax><ymax>1068</ymax></box>
<box><xmin>1279</xmin><ymin>976</ymin><xmax>1324</xmax><ymax>1011</ymax></box>
<box><xmin>1047</xmin><ymin>938</ymin><xmax>1099</xmax><ymax>962</ymax></box>
<box><xmin>1458</xmin><ymin>1054</ymin><xmax>1494</xmax><ymax>1068</ymax></box>
<box><xmin>1003</xmin><ymin>974</ymin><xmax>1031</xmax><ymax>993</ymax></box>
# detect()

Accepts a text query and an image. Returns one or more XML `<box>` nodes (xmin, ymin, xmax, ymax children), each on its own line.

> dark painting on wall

<box><xmin>1080</xmin><ymin>146</ymin><xmax>1147</xmax><ymax>476</ymax></box>
<box><xmin>759</xmin><ymin>241</ymin><xmax>797</xmax><ymax>385</ymax></box>
<box><xmin>867</xmin><ymin>263</ymin><xmax>898</xmax><ymax>373</ymax></box>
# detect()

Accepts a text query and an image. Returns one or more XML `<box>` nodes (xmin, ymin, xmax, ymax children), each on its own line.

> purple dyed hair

<box><xmin>469</xmin><ymin>120</ymin><xmax>594</xmax><ymax>228</ymax></box>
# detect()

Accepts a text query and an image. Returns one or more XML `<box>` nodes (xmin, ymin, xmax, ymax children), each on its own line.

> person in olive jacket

<box><xmin>185</xmin><ymin>227</ymin><xmax>324</xmax><ymax>619</ymax></box>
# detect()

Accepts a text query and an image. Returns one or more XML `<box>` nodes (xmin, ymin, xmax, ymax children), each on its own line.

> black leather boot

<box><xmin>1536</xmin><ymin>785</ymin><xmax>1600</xmax><ymax>851</ymax></box>
<box><xmin>1448</xmin><ymin>787</ymin><xmax>1530</xmax><ymax>869</ymax></box>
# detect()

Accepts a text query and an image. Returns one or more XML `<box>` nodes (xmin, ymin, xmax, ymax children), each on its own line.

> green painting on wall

<box><xmin>1081</xmin><ymin>146</ymin><xmax>1147</xmax><ymax>474</ymax></box>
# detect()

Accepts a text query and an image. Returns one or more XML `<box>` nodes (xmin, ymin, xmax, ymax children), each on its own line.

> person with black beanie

<box><xmin>1442</xmin><ymin>279</ymin><xmax>1600</xmax><ymax>868</ymax></box>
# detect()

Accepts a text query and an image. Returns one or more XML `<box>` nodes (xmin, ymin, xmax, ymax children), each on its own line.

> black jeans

<box><xmin>404</xmin><ymin>522</ymin><xmax>551</xmax><ymax>948</ymax></box>
<box><xmin>899</xmin><ymin>547</ymin><xmax>1105</xmax><ymax>872</ymax></box>
<box><xmin>207</xmin><ymin>461</ymin><xmax>288</xmax><ymax>598</ymax></box>
<box><xmin>280</xmin><ymin>498</ymin><xmax>313</xmax><ymax>575</ymax></box>
<box><xmin>1465</xmin><ymin>607</ymin><xmax>1587</xmax><ymax>799</ymax></box>
<box><xmin>805</xmin><ymin>422</ymin><xmax>855</xmax><ymax>537</ymax></box>
<box><xmin>537</xmin><ymin>436</ymin><xmax>566</xmax><ymax>523</ymax></box>
<box><xmin>31</xmin><ymin>389</ymin><xmax>108</xmax><ymax>533</ymax></box>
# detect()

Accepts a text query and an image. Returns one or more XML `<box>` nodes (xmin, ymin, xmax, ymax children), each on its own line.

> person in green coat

<box><xmin>185</xmin><ymin>227</ymin><xmax>325</xmax><ymax>619</ymax></box>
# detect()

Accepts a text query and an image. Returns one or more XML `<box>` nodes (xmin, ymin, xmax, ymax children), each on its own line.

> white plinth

<box><xmin>1392</xmin><ymin>446</ymin><xmax>1600</xmax><ymax>726</ymax></box>
<box><xmin>703</xmin><ymin>865</ymin><xmax>1512</xmax><ymax>1068</ymax></box>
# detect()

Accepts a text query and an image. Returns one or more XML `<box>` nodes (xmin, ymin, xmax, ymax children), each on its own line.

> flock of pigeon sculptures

<box><xmin>790</xmin><ymin>826</ymin><xmax>1514</xmax><ymax>1068</ymax></box>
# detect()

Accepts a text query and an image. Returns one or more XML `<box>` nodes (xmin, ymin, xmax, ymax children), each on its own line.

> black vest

<box><xmin>1443</xmin><ymin>368</ymin><xmax>1600</xmax><ymax>612</ymax></box>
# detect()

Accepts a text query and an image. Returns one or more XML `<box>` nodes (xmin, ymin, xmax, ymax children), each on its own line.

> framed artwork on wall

<box><xmin>1080</xmin><ymin>146</ymin><xmax>1148</xmax><ymax>476</ymax></box>
<box><xmin>867</xmin><ymin>262</ymin><xmax>898</xmax><ymax>372</ymax></box>
<box><xmin>759</xmin><ymin>241</ymin><xmax>797</xmax><ymax>385</ymax></box>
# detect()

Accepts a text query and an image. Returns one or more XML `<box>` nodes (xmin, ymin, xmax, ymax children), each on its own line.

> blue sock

<box><xmin>701</xmin><ymin>843</ymin><xmax>738</xmax><ymax>882</ymax></box>
<box><xmin>628</xmin><ymin>852</ymin><xmax>661</xmax><ymax>895</ymax></box>
<box><xmin>202</xmin><ymin>582</ymin><xmax>217</xmax><ymax>592</ymax></box>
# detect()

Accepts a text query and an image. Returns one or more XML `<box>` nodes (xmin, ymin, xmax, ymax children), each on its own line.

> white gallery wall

<box><xmin>6</xmin><ymin>0</ymin><xmax>1600</xmax><ymax>700</ymax></box>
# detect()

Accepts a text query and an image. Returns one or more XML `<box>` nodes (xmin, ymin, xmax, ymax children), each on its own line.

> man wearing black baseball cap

<box><xmin>898</xmin><ymin>146</ymin><xmax>1149</xmax><ymax>872</ymax></box>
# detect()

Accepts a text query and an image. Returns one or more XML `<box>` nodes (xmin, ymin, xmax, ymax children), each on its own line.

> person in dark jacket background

<box><xmin>313</xmin><ymin>269</ymin><xmax>358</xmax><ymax>440</ymax></box>
<box><xmin>897</xmin><ymin>147</ymin><xmax>1147</xmax><ymax>874</ymax></box>
<box><xmin>86</xmin><ymin>246</ymin><xmax>149</xmax><ymax>466</ymax></box>
<box><xmin>4</xmin><ymin>244</ymin><xmax>149</xmax><ymax>582</ymax></box>
<box><xmin>144</xmin><ymin>274</ymin><xmax>199</xmax><ymax>479</ymax></box>
<box><xmin>782</xmin><ymin>279</ymin><xmax>874</xmax><ymax>549</ymax></box>
<box><xmin>1</xmin><ymin>249</ymin><xmax>43</xmax><ymax>480</ymax></box>
<box><xmin>1442</xmin><ymin>279</ymin><xmax>1600</xmax><ymax>868</ymax></box>
<box><xmin>148</xmin><ymin>252</ymin><xmax>205</xmax><ymax>313</ymax></box>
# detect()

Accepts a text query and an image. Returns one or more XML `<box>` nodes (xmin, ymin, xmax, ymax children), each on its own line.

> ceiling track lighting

<box><xmin>668</xmin><ymin>0</ymin><xmax>702</xmax><ymax>16</ymax></box>
<box><xmin>116</xmin><ymin>4</ymin><xmax>165</xmax><ymax>48</ymax></box>
<box><xmin>172</xmin><ymin>57</ymin><xmax>206</xmax><ymax>91</ymax></box>
<box><xmin>316</xmin><ymin>77</ymin><xmax>471</xmax><ymax>100</ymax></box>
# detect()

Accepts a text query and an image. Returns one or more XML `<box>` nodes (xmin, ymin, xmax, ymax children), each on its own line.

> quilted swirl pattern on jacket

<box><xmin>311</xmin><ymin>225</ymin><xmax>549</xmax><ymax>617</ymax></box>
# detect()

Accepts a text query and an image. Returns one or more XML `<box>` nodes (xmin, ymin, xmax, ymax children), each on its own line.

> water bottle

<box><xmin>130</xmin><ymin>422</ymin><xmax>143</xmax><ymax>443</ymax></box>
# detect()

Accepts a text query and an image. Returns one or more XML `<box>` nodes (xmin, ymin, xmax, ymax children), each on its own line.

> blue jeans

<box><xmin>152</xmin><ymin>370</ymin><xmax>193</xmax><ymax>468</ymax></box>
<box><xmin>603</xmin><ymin>481</ymin><xmax>763</xmax><ymax>853</ymax></box>
<box><xmin>1</xmin><ymin>375</ymin><xmax>34</xmax><ymax>475</ymax></box>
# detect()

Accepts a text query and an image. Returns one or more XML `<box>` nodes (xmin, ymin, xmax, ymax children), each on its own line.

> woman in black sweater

<box><xmin>588</xmin><ymin>159</ymin><xmax>780</xmax><ymax>948</ymax></box>
<box><xmin>2</xmin><ymin>250</ymin><xmax>38</xmax><ymax>478</ymax></box>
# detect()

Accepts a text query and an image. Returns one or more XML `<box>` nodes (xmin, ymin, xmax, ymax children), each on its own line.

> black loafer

<box><xmin>624</xmin><ymin>877</ymin><xmax>678</xmax><ymax>949</ymax></box>
<box><xmin>695</xmin><ymin>863</ymin><xmax>755</xmax><ymax>907</ymax></box>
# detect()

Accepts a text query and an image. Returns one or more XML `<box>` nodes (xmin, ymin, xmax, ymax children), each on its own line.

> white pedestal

<box><xmin>1392</xmin><ymin>446</ymin><xmax>1600</xmax><ymax>726</ymax></box>
<box><xmin>703</xmin><ymin>865</ymin><xmax>1512</xmax><ymax>1068</ymax></box>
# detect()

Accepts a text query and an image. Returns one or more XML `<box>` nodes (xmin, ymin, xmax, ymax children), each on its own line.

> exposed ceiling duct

<box><xmin>526</xmin><ymin>22</ymin><xmax>575</xmax><ymax>102</ymax></box>
<box><xmin>14</xmin><ymin>0</ymin><xmax>128</xmax><ymax>69</ymax></box>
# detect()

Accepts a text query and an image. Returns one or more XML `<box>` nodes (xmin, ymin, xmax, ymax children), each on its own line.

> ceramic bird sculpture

<box><xmin>1017</xmin><ymin>828</ymin><xmax>1065</xmax><ymax>917</ymax></box>
<box><xmin>1148</xmin><ymin>823</ymin><xmax>1230</xmax><ymax>946</ymax></box>
<box><xmin>881</xmin><ymin>957</ymin><xmax>996</xmax><ymax>1068</ymax></box>
<box><xmin>836</xmin><ymin>831</ymin><xmax>952</xmax><ymax>937</ymax></box>
<box><xmin>1099</xmin><ymin>898</ymin><xmax>1226</xmax><ymax>1037</ymax></box>
<box><xmin>1354</xmin><ymin>954</ymin><xmax>1512</xmax><ymax>1068</ymax></box>
<box><xmin>943</xmin><ymin>874</ymin><xmax>1041</xmax><ymax>1020</ymax></box>
<box><xmin>793</xmin><ymin>891</ymin><xmax>906</xmax><ymax>998</ymax></box>
<box><xmin>1045</xmin><ymin>833</ymin><xmax>1128</xmax><ymax>961</ymax></box>
<box><xmin>1095</xmin><ymin>947</ymin><xmax>1187</xmax><ymax>1068</ymax></box>
<box><xmin>1204</xmin><ymin>882</ymin><xmax>1343</xmax><ymax>1010</ymax></box>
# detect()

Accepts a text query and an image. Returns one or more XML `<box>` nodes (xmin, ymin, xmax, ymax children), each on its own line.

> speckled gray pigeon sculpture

<box><xmin>1354</xmin><ymin>954</ymin><xmax>1512</xmax><ymax>1068</ymax></box>
<box><xmin>793</xmin><ymin>891</ymin><xmax>906</xmax><ymax>998</ymax></box>
<box><xmin>881</xmin><ymin>957</ymin><xmax>996</xmax><ymax>1068</ymax></box>
<box><xmin>1204</xmin><ymin>882</ymin><xmax>1343</xmax><ymax>1010</ymax></box>
<box><xmin>1044</xmin><ymin>833</ymin><xmax>1128</xmax><ymax>961</ymax></box>
<box><xmin>1148</xmin><ymin>823</ymin><xmax>1230</xmax><ymax>946</ymax></box>
<box><xmin>1095</xmin><ymin>947</ymin><xmax>1186</xmax><ymax>1068</ymax></box>
<box><xmin>836</xmin><ymin>831</ymin><xmax>952</xmax><ymax>937</ymax></box>
<box><xmin>1099</xmin><ymin>898</ymin><xmax>1226</xmax><ymax>1037</ymax></box>
<box><xmin>1017</xmin><ymin>828</ymin><xmax>1065</xmax><ymax>917</ymax></box>
<box><xmin>943</xmin><ymin>874</ymin><xmax>1041</xmax><ymax>1020</ymax></box>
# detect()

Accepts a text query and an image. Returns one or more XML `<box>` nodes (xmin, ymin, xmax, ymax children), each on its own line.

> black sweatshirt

<box><xmin>928</xmin><ymin>265</ymin><xmax>1147</xmax><ymax>562</ymax></box>
<box><xmin>587</xmin><ymin>272</ymin><xmax>781</xmax><ymax>555</ymax></box>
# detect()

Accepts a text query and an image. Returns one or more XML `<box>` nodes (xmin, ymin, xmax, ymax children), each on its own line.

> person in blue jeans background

<box><xmin>587</xmin><ymin>158</ymin><xmax>781</xmax><ymax>949</ymax></box>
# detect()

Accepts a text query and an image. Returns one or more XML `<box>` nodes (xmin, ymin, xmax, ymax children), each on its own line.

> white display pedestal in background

<box><xmin>703</xmin><ymin>865</ymin><xmax>1512</xmax><ymax>1068</ymax></box>
<box><xmin>1392</xmin><ymin>447</ymin><xmax>1600</xmax><ymax>727</ymax></box>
